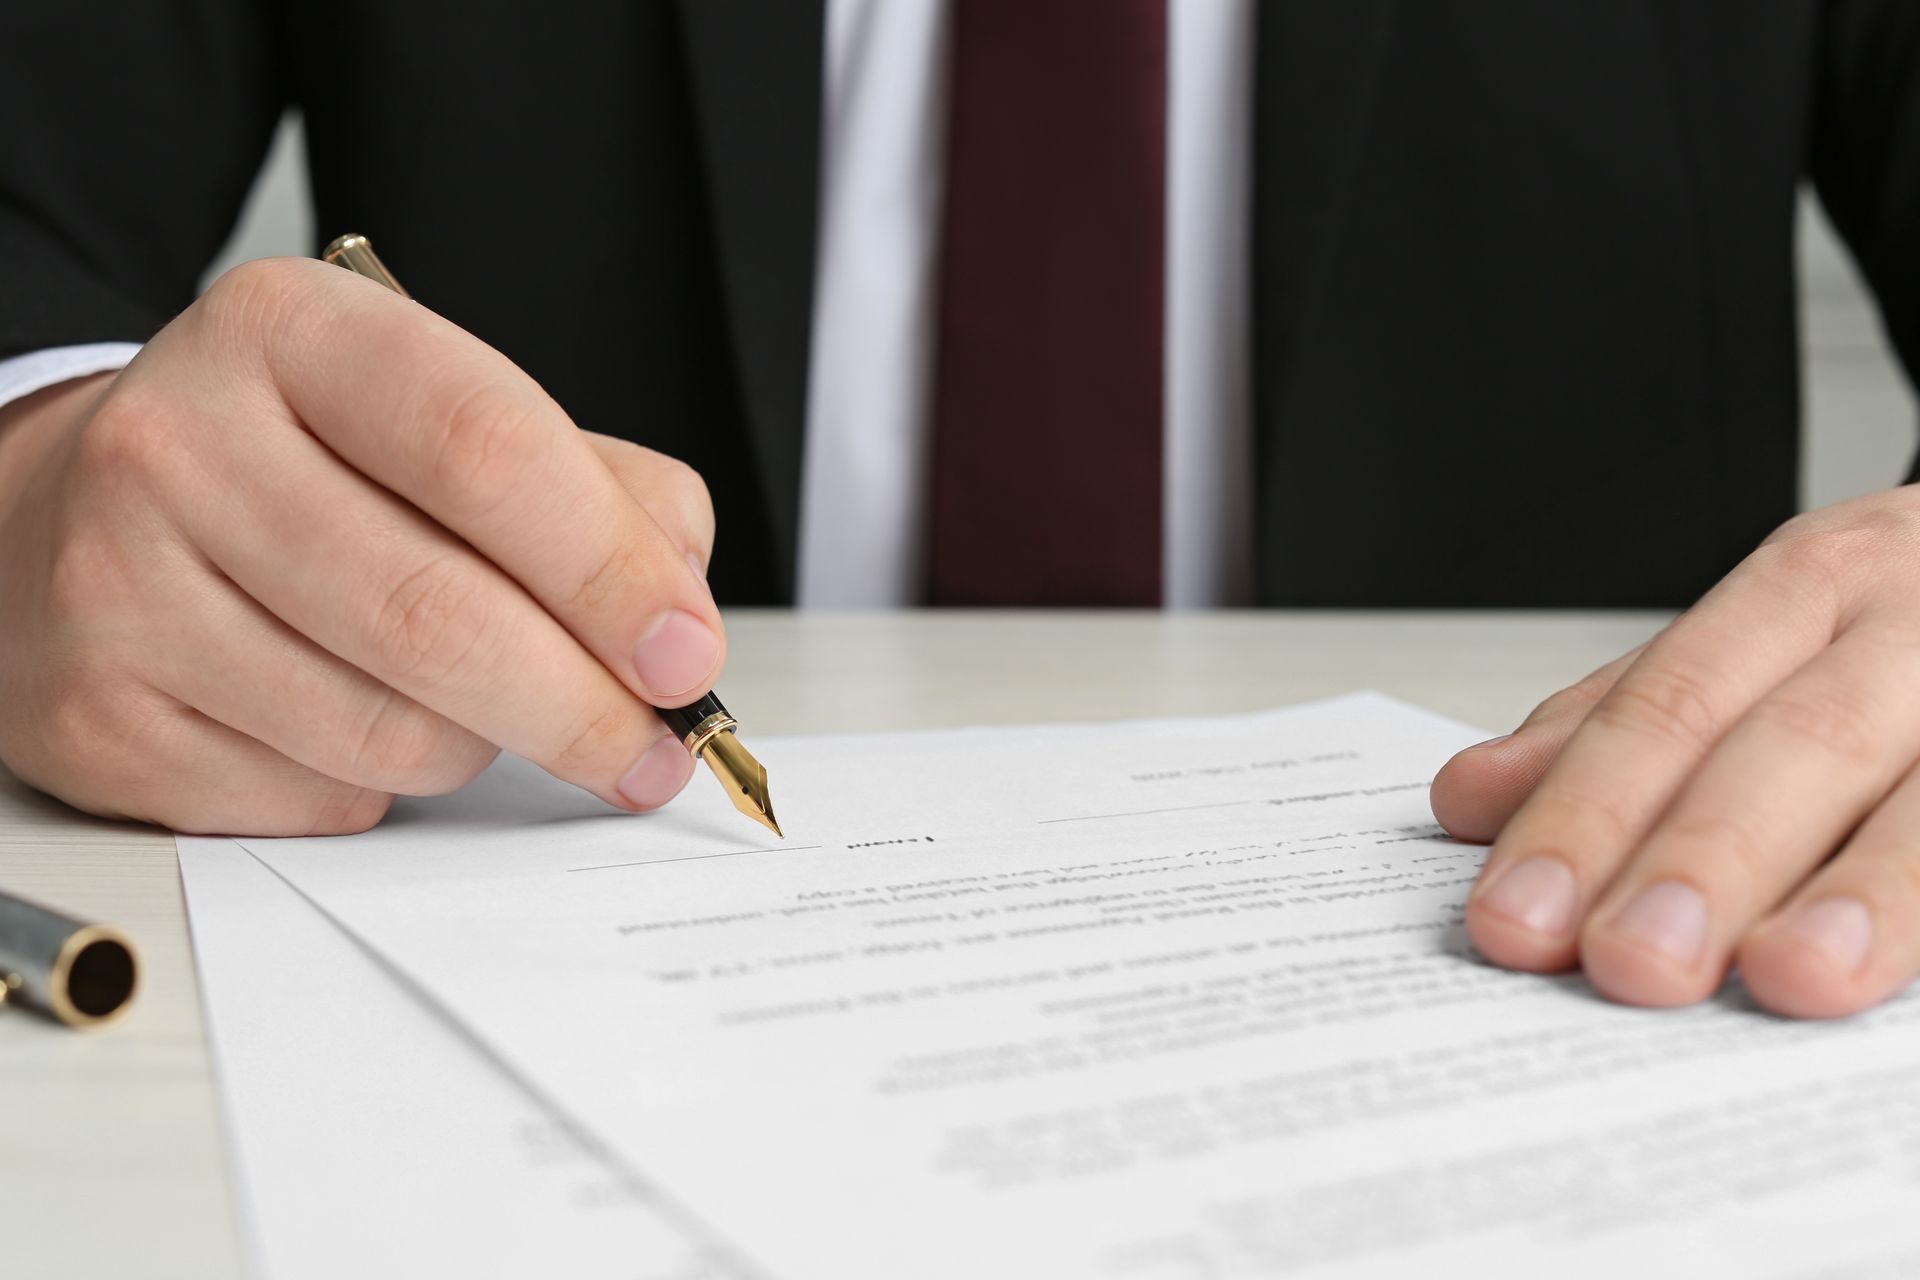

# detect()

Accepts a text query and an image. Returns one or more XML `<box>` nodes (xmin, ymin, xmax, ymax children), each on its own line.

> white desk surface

<box><xmin>0</xmin><ymin>608</ymin><xmax>1670</xmax><ymax>1279</ymax></box>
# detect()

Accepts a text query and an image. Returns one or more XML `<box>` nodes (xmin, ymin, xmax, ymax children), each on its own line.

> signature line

<box><xmin>568</xmin><ymin>845</ymin><xmax>826</xmax><ymax>873</ymax></box>
<box><xmin>1038</xmin><ymin>801</ymin><xmax>1252</xmax><ymax>826</ymax></box>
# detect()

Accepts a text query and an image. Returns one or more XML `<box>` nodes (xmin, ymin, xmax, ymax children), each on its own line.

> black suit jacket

<box><xmin>3</xmin><ymin>2</ymin><xmax>1918</xmax><ymax>607</ymax></box>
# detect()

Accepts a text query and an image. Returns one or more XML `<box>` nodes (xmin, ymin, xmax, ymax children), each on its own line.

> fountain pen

<box><xmin>322</xmin><ymin>233</ymin><xmax>781</xmax><ymax>838</ymax></box>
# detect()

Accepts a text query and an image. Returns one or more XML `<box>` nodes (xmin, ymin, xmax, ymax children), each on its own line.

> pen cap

<box><xmin>0</xmin><ymin>890</ymin><xmax>138</xmax><ymax>1028</ymax></box>
<box><xmin>322</xmin><ymin>233</ymin><xmax>411</xmax><ymax>299</ymax></box>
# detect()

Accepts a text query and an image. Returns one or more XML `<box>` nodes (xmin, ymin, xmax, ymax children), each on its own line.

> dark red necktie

<box><xmin>928</xmin><ymin>0</ymin><xmax>1167</xmax><ymax>606</ymax></box>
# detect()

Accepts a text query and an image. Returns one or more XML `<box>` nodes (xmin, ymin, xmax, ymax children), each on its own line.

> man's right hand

<box><xmin>0</xmin><ymin>258</ymin><xmax>726</xmax><ymax>835</ymax></box>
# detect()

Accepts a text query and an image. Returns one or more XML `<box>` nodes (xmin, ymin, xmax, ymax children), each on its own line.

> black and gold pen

<box><xmin>322</xmin><ymin>233</ymin><xmax>781</xmax><ymax>838</ymax></box>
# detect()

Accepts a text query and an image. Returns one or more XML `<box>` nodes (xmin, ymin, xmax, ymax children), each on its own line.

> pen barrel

<box><xmin>659</xmin><ymin>692</ymin><xmax>731</xmax><ymax>752</ymax></box>
<box><xmin>0</xmin><ymin>891</ymin><xmax>138</xmax><ymax>1028</ymax></box>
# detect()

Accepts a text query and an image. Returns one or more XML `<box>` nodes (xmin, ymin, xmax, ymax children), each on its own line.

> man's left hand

<box><xmin>1432</xmin><ymin>488</ymin><xmax>1920</xmax><ymax>1018</ymax></box>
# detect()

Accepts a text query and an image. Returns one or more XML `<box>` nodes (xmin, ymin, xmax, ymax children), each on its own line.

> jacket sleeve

<box><xmin>1811</xmin><ymin>0</ymin><xmax>1920</xmax><ymax>426</ymax></box>
<box><xmin>0</xmin><ymin>1</ymin><xmax>289</xmax><ymax>359</ymax></box>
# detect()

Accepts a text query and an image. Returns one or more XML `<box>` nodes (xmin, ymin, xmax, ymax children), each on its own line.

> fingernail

<box><xmin>1774</xmin><ymin>897</ymin><xmax>1873</xmax><ymax>975</ymax></box>
<box><xmin>1466</xmin><ymin>734</ymin><xmax>1513</xmax><ymax>751</ymax></box>
<box><xmin>1610</xmin><ymin>880</ymin><xmax>1709</xmax><ymax>966</ymax></box>
<box><xmin>617</xmin><ymin>735</ymin><xmax>695</xmax><ymax>810</ymax></box>
<box><xmin>634</xmin><ymin>609</ymin><xmax>720</xmax><ymax>699</ymax></box>
<box><xmin>1477</xmin><ymin>856</ymin><xmax>1580</xmax><ymax>936</ymax></box>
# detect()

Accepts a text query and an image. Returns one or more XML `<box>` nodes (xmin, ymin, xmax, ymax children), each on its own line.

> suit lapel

<box><xmin>677</xmin><ymin>0</ymin><xmax>825</xmax><ymax>600</ymax></box>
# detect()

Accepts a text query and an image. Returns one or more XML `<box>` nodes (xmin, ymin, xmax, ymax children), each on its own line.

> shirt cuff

<box><xmin>0</xmin><ymin>343</ymin><xmax>142</xmax><ymax>412</ymax></box>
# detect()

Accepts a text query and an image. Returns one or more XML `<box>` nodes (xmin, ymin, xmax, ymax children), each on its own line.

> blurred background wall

<box><xmin>204</xmin><ymin>115</ymin><xmax>1916</xmax><ymax>520</ymax></box>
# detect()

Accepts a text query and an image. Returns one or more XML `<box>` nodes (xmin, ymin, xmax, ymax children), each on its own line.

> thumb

<box><xmin>1429</xmin><ymin>645</ymin><xmax>1645</xmax><ymax>843</ymax></box>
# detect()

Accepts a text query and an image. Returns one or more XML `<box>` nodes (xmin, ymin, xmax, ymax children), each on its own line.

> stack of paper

<box><xmin>179</xmin><ymin>693</ymin><xmax>1920</xmax><ymax>1278</ymax></box>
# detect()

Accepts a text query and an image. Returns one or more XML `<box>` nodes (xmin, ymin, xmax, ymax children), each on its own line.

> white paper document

<box><xmin>216</xmin><ymin>693</ymin><xmax>1920</xmax><ymax>1278</ymax></box>
<box><xmin>176</xmin><ymin>837</ymin><xmax>725</xmax><ymax>1280</ymax></box>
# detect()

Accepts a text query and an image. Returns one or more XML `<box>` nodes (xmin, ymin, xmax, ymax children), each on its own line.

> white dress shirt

<box><xmin>0</xmin><ymin>0</ymin><xmax>1255</xmax><ymax>607</ymax></box>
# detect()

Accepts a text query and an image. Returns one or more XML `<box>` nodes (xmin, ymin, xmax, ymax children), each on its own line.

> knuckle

<box><xmin>597</xmin><ymin>436</ymin><xmax>647</xmax><ymax>475</ymax></box>
<box><xmin>40</xmin><ymin>676</ymin><xmax>163</xmax><ymax>778</ymax></box>
<box><xmin>1564</xmin><ymin>666</ymin><xmax>1615</xmax><ymax>706</ymax></box>
<box><xmin>1880</xmin><ymin>851</ymin><xmax>1920</xmax><ymax>910</ymax></box>
<box><xmin>3</xmin><ymin>674</ymin><xmax>166</xmax><ymax>814</ymax></box>
<box><xmin>1527</xmin><ymin>668</ymin><xmax>1612</xmax><ymax>727</ymax></box>
<box><xmin>45</xmin><ymin>530</ymin><xmax>132</xmax><ymax>622</ymax></box>
<box><xmin>648</xmin><ymin>449</ymin><xmax>710</xmax><ymax>509</ymax></box>
<box><xmin>568</xmin><ymin>540</ymin><xmax>642</xmax><ymax>613</ymax></box>
<box><xmin>1767</xmin><ymin>530</ymin><xmax>1847</xmax><ymax>577</ymax></box>
<box><xmin>1758</xmin><ymin>510</ymin><xmax>1820</xmax><ymax>550</ymax></box>
<box><xmin>1748</xmin><ymin>530</ymin><xmax>1866</xmax><ymax>603</ymax></box>
<box><xmin>196</xmin><ymin>257</ymin><xmax>311</xmax><ymax>345</ymax></box>
<box><xmin>1746</xmin><ymin>687</ymin><xmax>1885</xmax><ymax>770</ymax></box>
<box><xmin>369</xmin><ymin>556</ymin><xmax>493</xmax><ymax>687</ymax></box>
<box><xmin>303</xmin><ymin>784</ymin><xmax>394</xmax><ymax>836</ymax></box>
<box><xmin>1519</xmin><ymin>648</ymin><xmax>1643</xmax><ymax>734</ymax></box>
<box><xmin>426</xmin><ymin>381</ymin><xmax>547</xmax><ymax>520</ymax></box>
<box><xmin>38</xmin><ymin>679</ymin><xmax>111</xmax><ymax>769</ymax></box>
<box><xmin>1745</xmin><ymin>505</ymin><xmax>1920</xmax><ymax>631</ymax></box>
<box><xmin>441</xmin><ymin>739</ymin><xmax>502</xmax><ymax>791</ymax></box>
<box><xmin>204</xmin><ymin>256</ymin><xmax>309</xmax><ymax>314</ymax></box>
<box><xmin>1587</xmin><ymin>663</ymin><xmax>1726</xmax><ymax>756</ymax></box>
<box><xmin>549</xmin><ymin>704</ymin><xmax>634</xmax><ymax>778</ymax></box>
<box><xmin>75</xmin><ymin>387</ymin><xmax>183</xmax><ymax>492</ymax></box>
<box><xmin>1515</xmin><ymin>785</ymin><xmax>1632</xmax><ymax>853</ymax></box>
<box><xmin>1765</xmin><ymin>498</ymin><xmax>1920</xmax><ymax>551</ymax></box>
<box><xmin>661</xmin><ymin>453</ymin><xmax>717</xmax><ymax>546</ymax></box>
<box><xmin>349</xmin><ymin>694</ymin><xmax>482</xmax><ymax>793</ymax></box>
<box><xmin>1657</xmin><ymin>809</ymin><xmax>1770</xmax><ymax>882</ymax></box>
<box><xmin>624</xmin><ymin>446</ymin><xmax>715</xmax><ymax>551</ymax></box>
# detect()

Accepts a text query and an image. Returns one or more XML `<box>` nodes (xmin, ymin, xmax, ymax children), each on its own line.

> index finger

<box><xmin>234</xmin><ymin>258</ymin><xmax>725</xmax><ymax>709</ymax></box>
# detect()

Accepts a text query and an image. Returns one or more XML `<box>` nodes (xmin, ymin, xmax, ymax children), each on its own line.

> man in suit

<box><xmin>2</xmin><ymin>0</ymin><xmax>1918</xmax><ymax>1018</ymax></box>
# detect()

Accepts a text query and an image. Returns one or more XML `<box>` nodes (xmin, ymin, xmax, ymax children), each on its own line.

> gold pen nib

<box><xmin>698</xmin><ymin>730</ymin><xmax>782</xmax><ymax>839</ymax></box>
